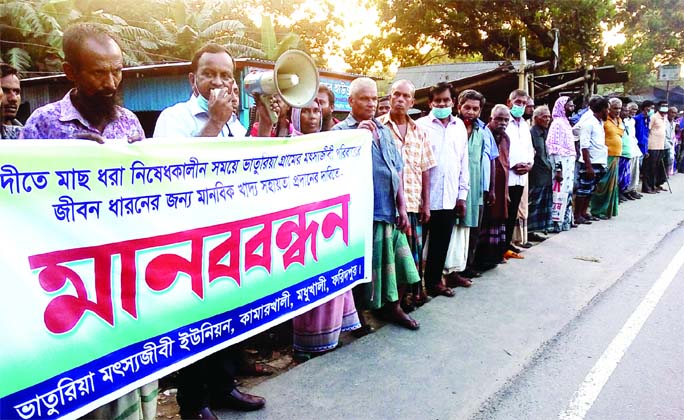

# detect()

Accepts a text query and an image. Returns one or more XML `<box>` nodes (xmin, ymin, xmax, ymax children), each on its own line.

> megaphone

<box><xmin>244</xmin><ymin>49</ymin><xmax>320</xmax><ymax>122</ymax></box>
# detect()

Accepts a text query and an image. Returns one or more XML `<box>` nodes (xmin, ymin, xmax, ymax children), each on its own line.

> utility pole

<box><xmin>519</xmin><ymin>37</ymin><xmax>527</xmax><ymax>92</ymax></box>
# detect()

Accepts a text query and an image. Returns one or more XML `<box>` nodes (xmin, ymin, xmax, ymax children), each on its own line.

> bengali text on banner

<box><xmin>0</xmin><ymin>130</ymin><xmax>373</xmax><ymax>419</ymax></box>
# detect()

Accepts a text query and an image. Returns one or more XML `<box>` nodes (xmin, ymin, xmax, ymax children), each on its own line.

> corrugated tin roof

<box><xmin>394</xmin><ymin>60</ymin><xmax>531</xmax><ymax>89</ymax></box>
<box><xmin>22</xmin><ymin>58</ymin><xmax>366</xmax><ymax>85</ymax></box>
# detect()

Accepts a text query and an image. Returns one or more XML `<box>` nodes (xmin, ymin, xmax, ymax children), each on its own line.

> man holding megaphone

<box><xmin>154</xmin><ymin>43</ymin><xmax>270</xmax><ymax>420</ymax></box>
<box><xmin>154</xmin><ymin>43</ymin><xmax>276</xmax><ymax>138</ymax></box>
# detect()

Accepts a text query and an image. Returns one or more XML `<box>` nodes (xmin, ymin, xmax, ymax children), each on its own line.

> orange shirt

<box><xmin>604</xmin><ymin>116</ymin><xmax>624</xmax><ymax>157</ymax></box>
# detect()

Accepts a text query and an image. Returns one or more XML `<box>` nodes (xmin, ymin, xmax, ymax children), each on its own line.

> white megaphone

<box><xmin>244</xmin><ymin>49</ymin><xmax>320</xmax><ymax>122</ymax></box>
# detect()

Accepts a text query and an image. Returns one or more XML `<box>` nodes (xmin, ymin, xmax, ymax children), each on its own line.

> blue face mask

<box><xmin>196</xmin><ymin>90</ymin><xmax>210</xmax><ymax>113</ymax></box>
<box><xmin>432</xmin><ymin>107</ymin><xmax>452</xmax><ymax>119</ymax></box>
<box><xmin>648</xmin><ymin>109</ymin><xmax>655</xmax><ymax>117</ymax></box>
<box><xmin>510</xmin><ymin>104</ymin><xmax>525</xmax><ymax>119</ymax></box>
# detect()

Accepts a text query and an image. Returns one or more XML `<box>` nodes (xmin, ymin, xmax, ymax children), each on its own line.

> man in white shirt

<box><xmin>416</xmin><ymin>82</ymin><xmax>469</xmax><ymax>297</ymax></box>
<box><xmin>154</xmin><ymin>44</ymin><xmax>272</xmax><ymax>138</ymax></box>
<box><xmin>504</xmin><ymin>89</ymin><xmax>534</xmax><ymax>257</ymax></box>
<box><xmin>621</xmin><ymin>102</ymin><xmax>643</xmax><ymax>200</ymax></box>
<box><xmin>154</xmin><ymin>43</ymin><xmax>273</xmax><ymax>419</ymax></box>
<box><xmin>575</xmin><ymin>97</ymin><xmax>609</xmax><ymax>224</ymax></box>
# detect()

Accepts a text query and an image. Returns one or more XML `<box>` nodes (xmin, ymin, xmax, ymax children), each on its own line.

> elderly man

<box><xmin>317</xmin><ymin>84</ymin><xmax>338</xmax><ymax>131</ymax></box>
<box><xmin>333</xmin><ymin>77</ymin><xmax>421</xmax><ymax>330</ymax></box>
<box><xmin>416</xmin><ymin>82</ymin><xmax>469</xmax><ymax>297</ymax></box>
<box><xmin>20</xmin><ymin>23</ymin><xmax>154</xmax><ymax>419</ymax></box>
<box><xmin>622</xmin><ymin>102</ymin><xmax>643</xmax><ymax>199</ymax></box>
<box><xmin>575</xmin><ymin>97</ymin><xmax>609</xmax><ymax>224</ymax></box>
<box><xmin>0</xmin><ymin>64</ymin><xmax>22</xmax><ymax>139</ymax></box>
<box><xmin>634</xmin><ymin>100</ymin><xmax>654</xmax><ymax>157</ymax></box>
<box><xmin>504</xmin><ymin>89</ymin><xmax>534</xmax><ymax>259</ymax></box>
<box><xmin>590</xmin><ymin>97</ymin><xmax>623</xmax><ymax>219</ymax></box>
<box><xmin>475</xmin><ymin>105</ymin><xmax>512</xmax><ymax>269</ymax></box>
<box><xmin>378</xmin><ymin>79</ymin><xmax>436</xmax><ymax>309</ymax></box>
<box><xmin>153</xmin><ymin>43</ymin><xmax>271</xmax><ymax>419</ymax></box>
<box><xmin>527</xmin><ymin>105</ymin><xmax>554</xmax><ymax>241</ymax></box>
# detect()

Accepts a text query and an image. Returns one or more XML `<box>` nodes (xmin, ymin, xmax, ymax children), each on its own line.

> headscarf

<box><xmin>546</xmin><ymin>96</ymin><xmax>576</xmax><ymax>157</ymax></box>
<box><xmin>291</xmin><ymin>98</ymin><xmax>322</xmax><ymax>134</ymax></box>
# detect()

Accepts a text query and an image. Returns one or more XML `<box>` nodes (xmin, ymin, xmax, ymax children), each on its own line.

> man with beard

<box><xmin>317</xmin><ymin>84</ymin><xmax>339</xmax><ymax>131</ymax></box>
<box><xmin>20</xmin><ymin>23</ymin><xmax>155</xmax><ymax>419</ymax></box>
<box><xmin>21</xmin><ymin>24</ymin><xmax>144</xmax><ymax>142</ymax></box>
<box><xmin>378</xmin><ymin>79</ymin><xmax>436</xmax><ymax>310</ymax></box>
<box><xmin>0</xmin><ymin>64</ymin><xmax>22</xmax><ymax>139</ymax></box>
<box><xmin>443</xmin><ymin>89</ymin><xmax>486</xmax><ymax>286</ymax></box>
<box><xmin>333</xmin><ymin>77</ymin><xmax>421</xmax><ymax>330</ymax></box>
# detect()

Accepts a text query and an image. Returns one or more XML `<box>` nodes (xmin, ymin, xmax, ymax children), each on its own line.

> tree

<box><xmin>0</xmin><ymin>0</ymin><xmax>63</xmax><ymax>73</ymax></box>
<box><xmin>148</xmin><ymin>0</ymin><xmax>263</xmax><ymax>61</ymax></box>
<box><xmin>245</xmin><ymin>0</ymin><xmax>343</xmax><ymax>67</ymax></box>
<box><xmin>605</xmin><ymin>0</ymin><xmax>684</xmax><ymax>92</ymax></box>
<box><xmin>346</xmin><ymin>0</ymin><xmax>615</xmax><ymax>74</ymax></box>
<box><xmin>0</xmin><ymin>0</ymin><xmax>167</xmax><ymax>72</ymax></box>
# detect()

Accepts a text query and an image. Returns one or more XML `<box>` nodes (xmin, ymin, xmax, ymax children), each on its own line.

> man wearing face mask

<box><xmin>416</xmin><ymin>82</ymin><xmax>469</xmax><ymax>298</ymax></box>
<box><xmin>503</xmin><ymin>89</ymin><xmax>534</xmax><ymax>259</ymax></box>
<box><xmin>154</xmin><ymin>43</ymin><xmax>273</xmax><ymax>139</ymax></box>
<box><xmin>154</xmin><ymin>43</ymin><xmax>271</xmax><ymax>419</ymax></box>
<box><xmin>642</xmin><ymin>101</ymin><xmax>669</xmax><ymax>193</ymax></box>
<box><xmin>634</xmin><ymin>100</ymin><xmax>654</xmax><ymax>157</ymax></box>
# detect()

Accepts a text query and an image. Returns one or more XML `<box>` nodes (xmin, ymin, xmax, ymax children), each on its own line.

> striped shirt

<box><xmin>378</xmin><ymin>113</ymin><xmax>437</xmax><ymax>213</ymax></box>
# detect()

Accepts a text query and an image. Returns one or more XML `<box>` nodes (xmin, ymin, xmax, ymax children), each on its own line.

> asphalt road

<box><xmin>218</xmin><ymin>174</ymin><xmax>684</xmax><ymax>420</ymax></box>
<box><xmin>478</xmin><ymin>223</ymin><xmax>684</xmax><ymax>420</ymax></box>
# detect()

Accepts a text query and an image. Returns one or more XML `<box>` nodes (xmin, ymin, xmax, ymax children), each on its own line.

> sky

<box><xmin>250</xmin><ymin>0</ymin><xmax>381</xmax><ymax>73</ymax></box>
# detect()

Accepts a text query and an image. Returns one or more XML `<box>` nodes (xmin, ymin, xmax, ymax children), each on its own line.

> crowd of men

<box><xmin>4</xmin><ymin>22</ymin><xmax>684</xmax><ymax>420</ymax></box>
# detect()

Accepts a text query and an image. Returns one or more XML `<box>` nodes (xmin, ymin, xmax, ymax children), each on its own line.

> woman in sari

<box><xmin>290</xmin><ymin>99</ymin><xmax>361</xmax><ymax>358</ymax></box>
<box><xmin>590</xmin><ymin>97</ymin><xmax>622</xmax><ymax>219</ymax></box>
<box><xmin>546</xmin><ymin>96</ymin><xmax>576</xmax><ymax>232</ymax></box>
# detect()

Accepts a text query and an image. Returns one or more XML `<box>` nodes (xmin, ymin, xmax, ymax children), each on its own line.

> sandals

<box><xmin>428</xmin><ymin>284</ymin><xmax>455</xmax><ymax>298</ymax></box>
<box><xmin>377</xmin><ymin>306</ymin><xmax>420</xmax><ymax>330</ymax></box>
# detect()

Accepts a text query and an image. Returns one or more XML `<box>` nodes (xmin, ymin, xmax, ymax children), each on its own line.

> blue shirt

<box><xmin>633</xmin><ymin>113</ymin><xmax>650</xmax><ymax>155</ymax></box>
<box><xmin>333</xmin><ymin>114</ymin><xmax>402</xmax><ymax>223</ymax></box>
<box><xmin>478</xmin><ymin>119</ymin><xmax>499</xmax><ymax>192</ymax></box>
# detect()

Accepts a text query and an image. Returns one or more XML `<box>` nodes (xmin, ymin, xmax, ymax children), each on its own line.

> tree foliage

<box><xmin>605</xmin><ymin>0</ymin><xmax>684</xmax><ymax>91</ymax></box>
<box><xmin>0</xmin><ymin>0</ymin><xmax>335</xmax><ymax>74</ymax></box>
<box><xmin>347</xmin><ymin>0</ymin><xmax>614</xmax><ymax>75</ymax></box>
